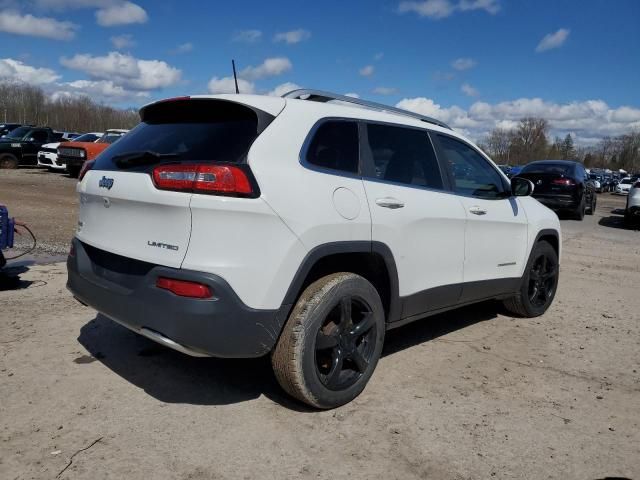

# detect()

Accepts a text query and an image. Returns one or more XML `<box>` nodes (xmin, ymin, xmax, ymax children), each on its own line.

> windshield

<box><xmin>520</xmin><ymin>163</ymin><xmax>574</xmax><ymax>175</ymax></box>
<box><xmin>621</xmin><ymin>179</ymin><xmax>632</xmax><ymax>184</ymax></box>
<box><xmin>98</xmin><ymin>133</ymin><xmax>126</xmax><ymax>144</ymax></box>
<box><xmin>4</xmin><ymin>126</ymin><xmax>31</xmax><ymax>140</ymax></box>
<box><xmin>74</xmin><ymin>133</ymin><xmax>100</xmax><ymax>143</ymax></box>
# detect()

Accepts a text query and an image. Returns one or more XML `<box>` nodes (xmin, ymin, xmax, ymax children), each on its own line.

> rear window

<box><xmin>521</xmin><ymin>163</ymin><xmax>574</xmax><ymax>175</ymax></box>
<box><xmin>98</xmin><ymin>132</ymin><xmax>126</xmax><ymax>144</ymax></box>
<box><xmin>93</xmin><ymin>99</ymin><xmax>271</xmax><ymax>172</ymax></box>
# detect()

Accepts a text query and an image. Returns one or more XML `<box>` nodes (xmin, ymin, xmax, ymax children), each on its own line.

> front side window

<box><xmin>305</xmin><ymin>121</ymin><xmax>359</xmax><ymax>174</ymax></box>
<box><xmin>365</xmin><ymin>123</ymin><xmax>443</xmax><ymax>189</ymax></box>
<box><xmin>30</xmin><ymin>130</ymin><xmax>49</xmax><ymax>143</ymax></box>
<box><xmin>436</xmin><ymin>134</ymin><xmax>507</xmax><ymax>199</ymax></box>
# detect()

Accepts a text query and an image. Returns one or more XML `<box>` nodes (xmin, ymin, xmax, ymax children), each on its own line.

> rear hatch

<box><xmin>516</xmin><ymin>163</ymin><xmax>577</xmax><ymax>196</ymax></box>
<box><xmin>75</xmin><ymin>96</ymin><xmax>284</xmax><ymax>268</ymax></box>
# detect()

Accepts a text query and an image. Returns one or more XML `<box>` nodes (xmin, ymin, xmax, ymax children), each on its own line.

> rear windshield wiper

<box><xmin>113</xmin><ymin>150</ymin><xmax>180</xmax><ymax>168</ymax></box>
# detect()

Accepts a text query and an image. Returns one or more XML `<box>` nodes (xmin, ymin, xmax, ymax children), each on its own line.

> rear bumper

<box><xmin>66</xmin><ymin>238</ymin><xmax>287</xmax><ymax>358</ymax></box>
<box><xmin>533</xmin><ymin>194</ymin><xmax>580</xmax><ymax>210</ymax></box>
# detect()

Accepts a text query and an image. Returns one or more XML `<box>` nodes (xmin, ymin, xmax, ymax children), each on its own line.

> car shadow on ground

<box><xmin>77</xmin><ymin>302</ymin><xmax>500</xmax><ymax>410</ymax></box>
<box><xmin>598</xmin><ymin>208</ymin><xmax>638</xmax><ymax>230</ymax></box>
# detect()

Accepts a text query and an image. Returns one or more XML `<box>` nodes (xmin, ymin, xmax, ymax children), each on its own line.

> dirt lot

<box><xmin>1</xmin><ymin>169</ymin><xmax>639</xmax><ymax>479</ymax></box>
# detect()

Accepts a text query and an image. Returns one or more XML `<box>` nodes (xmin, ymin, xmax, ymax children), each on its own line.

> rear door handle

<box><xmin>376</xmin><ymin>197</ymin><xmax>405</xmax><ymax>209</ymax></box>
<box><xmin>469</xmin><ymin>206</ymin><xmax>487</xmax><ymax>215</ymax></box>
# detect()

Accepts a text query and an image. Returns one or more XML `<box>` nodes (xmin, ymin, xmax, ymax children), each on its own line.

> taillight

<box><xmin>552</xmin><ymin>178</ymin><xmax>575</xmax><ymax>186</ymax></box>
<box><xmin>69</xmin><ymin>242</ymin><xmax>76</xmax><ymax>257</ymax></box>
<box><xmin>152</xmin><ymin>164</ymin><xmax>256</xmax><ymax>197</ymax></box>
<box><xmin>156</xmin><ymin>277</ymin><xmax>213</xmax><ymax>299</ymax></box>
<box><xmin>79</xmin><ymin>159</ymin><xmax>95</xmax><ymax>181</ymax></box>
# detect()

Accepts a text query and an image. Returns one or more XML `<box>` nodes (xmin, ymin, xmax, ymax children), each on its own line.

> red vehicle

<box><xmin>58</xmin><ymin>129</ymin><xmax>128</xmax><ymax>177</ymax></box>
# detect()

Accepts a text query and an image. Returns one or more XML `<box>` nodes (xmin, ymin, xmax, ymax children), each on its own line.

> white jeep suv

<box><xmin>67</xmin><ymin>90</ymin><xmax>561</xmax><ymax>408</ymax></box>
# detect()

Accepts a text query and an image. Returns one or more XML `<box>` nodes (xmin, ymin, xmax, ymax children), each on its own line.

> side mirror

<box><xmin>26</xmin><ymin>137</ymin><xmax>35</xmax><ymax>142</ymax></box>
<box><xmin>511</xmin><ymin>177</ymin><xmax>534</xmax><ymax>197</ymax></box>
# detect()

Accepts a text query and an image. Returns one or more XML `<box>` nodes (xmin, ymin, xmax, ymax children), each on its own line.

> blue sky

<box><xmin>0</xmin><ymin>0</ymin><xmax>639</xmax><ymax>143</ymax></box>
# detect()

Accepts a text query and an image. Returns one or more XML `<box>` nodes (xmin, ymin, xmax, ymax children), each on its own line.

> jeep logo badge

<box><xmin>99</xmin><ymin>176</ymin><xmax>114</xmax><ymax>190</ymax></box>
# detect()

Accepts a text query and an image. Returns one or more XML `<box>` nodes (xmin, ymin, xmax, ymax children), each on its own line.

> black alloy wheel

<box><xmin>315</xmin><ymin>295</ymin><xmax>377</xmax><ymax>391</ymax></box>
<box><xmin>527</xmin><ymin>253</ymin><xmax>558</xmax><ymax>309</ymax></box>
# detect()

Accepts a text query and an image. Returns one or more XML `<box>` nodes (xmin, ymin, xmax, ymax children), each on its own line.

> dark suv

<box><xmin>515</xmin><ymin>160</ymin><xmax>596</xmax><ymax>220</ymax></box>
<box><xmin>0</xmin><ymin>126</ymin><xmax>63</xmax><ymax>168</ymax></box>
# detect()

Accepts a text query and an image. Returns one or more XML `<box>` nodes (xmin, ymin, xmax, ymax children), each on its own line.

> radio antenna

<box><xmin>231</xmin><ymin>59</ymin><xmax>239</xmax><ymax>94</ymax></box>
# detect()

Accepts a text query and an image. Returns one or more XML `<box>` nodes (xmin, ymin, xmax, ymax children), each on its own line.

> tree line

<box><xmin>479</xmin><ymin>117</ymin><xmax>640</xmax><ymax>173</ymax></box>
<box><xmin>0</xmin><ymin>82</ymin><xmax>139</xmax><ymax>133</ymax></box>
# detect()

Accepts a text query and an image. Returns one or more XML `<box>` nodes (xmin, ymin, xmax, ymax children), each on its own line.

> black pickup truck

<box><xmin>0</xmin><ymin>126</ymin><xmax>63</xmax><ymax>168</ymax></box>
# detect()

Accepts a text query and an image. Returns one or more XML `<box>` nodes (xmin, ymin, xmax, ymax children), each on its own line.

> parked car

<box><xmin>497</xmin><ymin>164</ymin><xmax>513</xmax><ymax>177</ymax></box>
<box><xmin>58</xmin><ymin>129</ymin><xmax>128</xmax><ymax>177</ymax></box>
<box><xmin>625</xmin><ymin>179</ymin><xmax>640</xmax><ymax>226</ymax></box>
<box><xmin>67</xmin><ymin>90</ymin><xmax>561</xmax><ymax>408</ymax></box>
<box><xmin>0</xmin><ymin>126</ymin><xmax>64</xmax><ymax>168</ymax></box>
<box><xmin>615</xmin><ymin>178</ymin><xmax>634</xmax><ymax>195</ymax></box>
<box><xmin>515</xmin><ymin>160</ymin><xmax>596</xmax><ymax>220</ymax></box>
<box><xmin>589</xmin><ymin>174</ymin><xmax>603</xmax><ymax>193</ymax></box>
<box><xmin>37</xmin><ymin>132</ymin><xmax>103</xmax><ymax>171</ymax></box>
<box><xmin>0</xmin><ymin>123</ymin><xmax>26</xmax><ymax>137</ymax></box>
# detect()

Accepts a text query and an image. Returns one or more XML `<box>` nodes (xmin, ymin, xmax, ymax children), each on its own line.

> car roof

<box><xmin>143</xmin><ymin>93</ymin><xmax>473</xmax><ymax>146</ymax></box>
<box><xmin>104</xmin><ymin>129</ymin><xmax>128</xmax><ymax>133</ymax></box>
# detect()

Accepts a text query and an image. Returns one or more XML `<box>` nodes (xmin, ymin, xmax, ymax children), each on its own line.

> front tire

<box><xmin>271</xmin><ymin>273</ymin><xmax>385</xmax><ymax>409</ymax></box>
<box><xmin>0</xmin><ymin>154</ymin><xmax>19</xmax><ymax>169</ymax></box>
<box><xmin>503</xmin><ymin>240</ymin><xmax>559</xmax><ymax>318</ymax></box>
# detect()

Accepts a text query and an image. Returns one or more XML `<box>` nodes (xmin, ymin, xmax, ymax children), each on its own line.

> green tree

<box><xmin>560</xmin><ymin>134</ymin><xmax>575</xmax><ymax>160</ymax></box>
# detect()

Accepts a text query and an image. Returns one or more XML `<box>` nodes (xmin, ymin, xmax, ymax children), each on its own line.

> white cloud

<box><xmin>461</xmin><ymin>83</ymin><xmax>479</xmax><ymax>97</ymax></box>
<box><xmin>0</xmin><ymin>11</ymin><xmax>77</xmax><ymax>40</ymax></box>
<box><xmin>52</xmin><ymin>79</ymin><xmax>149</xmax><ymax>102</ymax></box>
<box><xmin>110</xmin><ymin>34</ymin><xmax>135</xmax><ymax>49</ymax></box>
<box><xmin>396</xmin><ymin>96</ymin><xmax>640</xmax><ymax>142</ymax></box>
<box><xmin>458</xmin><ymin>0</ymin><xmax>500</xmax><ymax>14</ymax></box>
<box><xmin>451</xmin><ymin>57</ymin><xmax>477</xmax><ymax>71</ymax></box>
<box><xmin>374</xmin><ymin>52</ymin><xmax>384</xmax><ymax>61</ymax></box>
<box><xmin>232</xmin><ymin>29</ymin><xmax>262</xmax><ymax>43</ymax></box>
<box><xmin>169</xmin><ymin>42</ymin><xmax>193</xmax><ymax>55</ymax></box>
<box><xmin>274</xmin><ymin>29</ymin><xmax>311</xmax><ymax>44</ymax></box>
<box><xmin>373</xmin><ymin>86</ymin><xmax>398</xmax><ymax>95</ymax></box>
<box><xmin>398</xmin><ymin>0</ymin><xmax>499</xmax><ymax>19</ymax></box>
<box><xmin>398</xmin><ymin>0</ymin><xmax>455</xmax><ymax>19</ymax></box>
<box><xmin>207</xmin><ymin>76</ymin><xmax>255</xmax><ymax>94</ymax></box>
<box><xmin>96</xmin><ymin>1</ymin><xmax>148</xmax><ymax>26</ymax></box>
<box><xmin>359</xmin><ymin>65</ymin><xmax>375</xmax><ymax>77</ymax></box>
<box><xmin>536</xmin><ymin>28</ymin><xmax>570</xmax><ymax>52</ymax></box>
<box><xmin>240</xmin><ymin>57</ymin><xmax>292</xmax><ymax>80</ymax></box>
<box><xmin>60</xmin><ymin>51</ymin><xmax>181</xmax><ymax>90</ymax></box>
<box><xmin>267</xmin><ymin>82</ymin><xmax>301</xmax><ymax>97</ymax></box>
<box><xmin>0</xmin><ymin>58</ymin><xmax>61</xmax><ymax>84</ymax></box>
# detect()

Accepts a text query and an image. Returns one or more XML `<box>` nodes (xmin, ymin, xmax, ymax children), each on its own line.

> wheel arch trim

<box><xmin>279</xmin><ymin>241</ymin><xmax>401</xmax><ymax>323</ymax></box>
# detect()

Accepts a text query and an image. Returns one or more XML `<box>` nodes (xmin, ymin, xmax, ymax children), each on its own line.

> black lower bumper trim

<box><xmin>66</xmin><ymin>238</ymin><xmax>287</xmax><ymax>358</ymax></box>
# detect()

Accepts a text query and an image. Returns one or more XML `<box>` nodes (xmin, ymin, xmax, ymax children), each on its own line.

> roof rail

<box><xmin>282</xmin><ymin>89</ymin><xmax>451</xmax><ymax>130</ymax></box>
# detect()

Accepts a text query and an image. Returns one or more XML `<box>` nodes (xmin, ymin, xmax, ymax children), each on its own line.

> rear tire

<box><xmin>503</xmin><ymin>240</ymin><xmax>559</xmax><ymax>318</ymax></box>
<box><xmin>0</xmin><ymin>154</ymin><xmax>19</xmax><ymax>169</ymax></box>
<box><xmin>574</xmin><ymin>196</ymin><xmax>586</xmax><ymax>220</ymax></box>
<box><xmin>586</xmin><ymin>194</ymin><xmax>596</xmax><ymax>215</ymax></box>
<box><xmin>271</xmin><ymin>273</ymin><xmax>385</xmax><ymax>409</ymax></box>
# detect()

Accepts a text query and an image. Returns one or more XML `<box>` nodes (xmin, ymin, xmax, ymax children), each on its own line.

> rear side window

<box><xmin>436</xmin><ymin>134</ymin><xmax>507</xmax><ymax>199</ymax></box>
<box><xmin>365</xmin><ymin>123</ymin><xmax>443</xmax><ymax>189</ymax></box>
<box><xmin>93</xmin><ymin>99</ymin><xmax>270</xmax><ymax>172</ymax></box>
<box><xmin>305</xmin><ymin>121</ymin><xmax>359</xmax><ymax>174</ymax></box>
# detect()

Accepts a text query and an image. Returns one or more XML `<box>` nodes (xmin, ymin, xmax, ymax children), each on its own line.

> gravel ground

<box><xmin>1</xmin><ymin>169</ymin><xmax>639</xmax><ymax>479</ymax></box>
